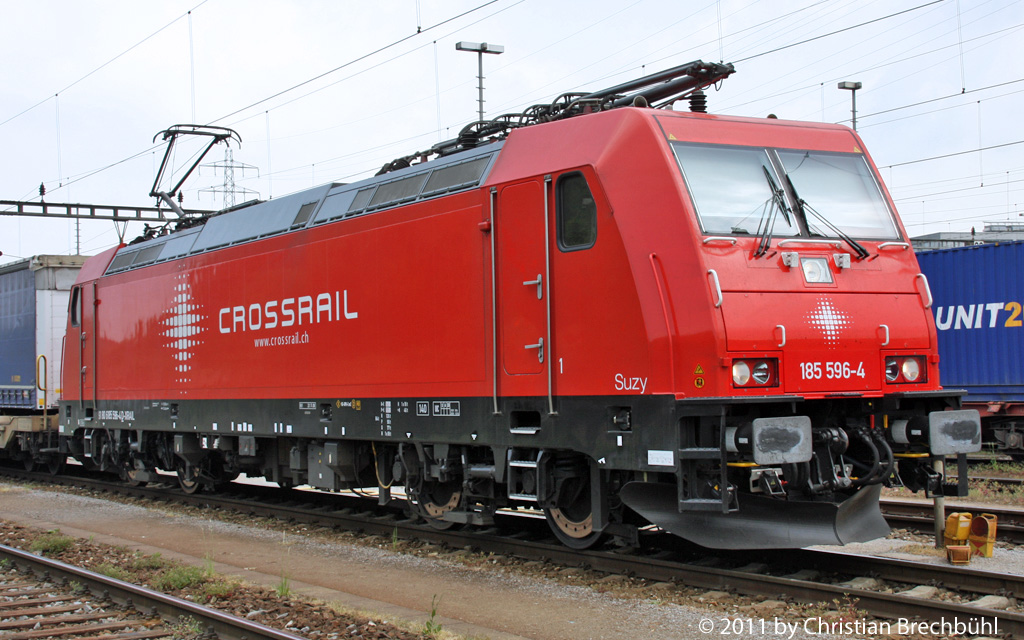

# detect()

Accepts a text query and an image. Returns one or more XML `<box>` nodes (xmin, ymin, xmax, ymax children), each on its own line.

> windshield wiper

<box><xmin>783</xmin><ymin>173</ymin><xmax>869</xmax><ymax>260</ymax></box>
<box><xmin>755</xmin><ymin>166</ymin><xmax>791</xmax><ymax>257</ymax></box>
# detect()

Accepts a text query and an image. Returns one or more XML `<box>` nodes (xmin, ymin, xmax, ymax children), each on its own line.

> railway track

<box><xmin>881</xmin><ymin>497</ymin><xmax>1024</xmax><ymax>544</ymax></box>
<box><xmin>2</xmin><ymin>467</ymin><xmax>1023</xmax><ymax>637</ymax></box>
<box><xmin>0</xmin><ymin>558</ymin><xmax>173</xmax><ymax>640</ymax></box>
<box><xmin>0</xmin><ymin>543</ymin><xmax>304</xmax><ymax>640</ymax></box>
<box><xmin>970</xmin><ymin>474</ymin><xmax>1024</xmax><ymax>488</ymax></box>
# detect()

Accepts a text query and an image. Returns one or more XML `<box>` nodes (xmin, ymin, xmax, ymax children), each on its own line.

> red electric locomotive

<box><xmin>54</xmin><ymin>61</ymin><xmax>980</xmax><ymax>549</ymax></box>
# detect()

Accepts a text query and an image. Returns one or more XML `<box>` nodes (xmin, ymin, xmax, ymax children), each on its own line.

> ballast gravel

<box><xmin>5</xmin><ymin>480</ymin><xmax>1011</xmax><ymax>639</ymax></box>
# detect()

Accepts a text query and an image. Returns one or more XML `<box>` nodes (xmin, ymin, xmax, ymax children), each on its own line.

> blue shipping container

<box><xmin>917</xmin><ymin>241</ymin><xmax>1024</xmax><ymax>402</ymax></box>
<box><xmin>0</xmin><ymin>261</ymin><xmax>37</xmax><ymax>408</ymax></box>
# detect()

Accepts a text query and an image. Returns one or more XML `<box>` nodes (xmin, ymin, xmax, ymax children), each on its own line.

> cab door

<box><xmin>79</xmin><ymin>283</ymin><xmax>97</xmax><ymax>413</ymax></box>
<box><xmin>497</xmin><ymin>180</ymin><xmax>548</xmax><ymax>382</ymax></box>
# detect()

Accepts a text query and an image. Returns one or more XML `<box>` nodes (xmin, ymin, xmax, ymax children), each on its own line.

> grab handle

<box><xmin>707</xmin><ymin>269</ymin><xmax>723</xmax><ymax>308</ymax></box>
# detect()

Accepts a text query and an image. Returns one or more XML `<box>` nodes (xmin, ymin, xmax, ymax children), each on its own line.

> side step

<box><xmin>677</xmin><ymin>446</ymin><xmax>736</xmax><ymax>513</ymax></box>
<box><xmin>507</xmin><ymin>451</ymin><xmax>539</xmax><ymax>502</ymax></box>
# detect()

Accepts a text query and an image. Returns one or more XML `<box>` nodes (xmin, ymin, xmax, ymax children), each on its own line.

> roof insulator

<box><xmin>688</xmin><ymin>90</ymin><xmax>707</xmax><ymax>113</ymax></box>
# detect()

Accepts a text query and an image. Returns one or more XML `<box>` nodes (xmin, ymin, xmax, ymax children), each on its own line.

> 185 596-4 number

<box><xmin>799</xmin><ymin>361</ymin><xmax>865</xmax><ymax>380</ymax></box>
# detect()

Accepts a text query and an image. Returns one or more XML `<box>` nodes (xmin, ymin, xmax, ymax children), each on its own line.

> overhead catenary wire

<box><xmin>225</xmin><ymin>2</ymin><xmax>1024</xmax><ymax>218</ymax></box>
<box><xmin>5</xmin><ymin>1</ymin><xmax>960</xmax><ymax>193</ymax></box>
<box><xmin>7</xmin><ymin>0</ymin><xmax>514</xmax><ymax>206</ymax></box>
<box><xmin>3</xmin><ymin>0</ymin><xmax>1021</xmax><ymax>251</ymax></box>
<box><xmin>731</xmin><ymin>0</ymin><xmax>944</xmax><ymax>64</ymax></box>
<box><xmin>207</xmin><ymin>0</ymin><xmax>505</xmax><ymax>126</ymax></box>
<box><xmin>717</xmin><ymin>19</ymin><xmax>1024</xmax><ymax>115</ymax></box>
<box><xmin>250</xmin><ymin>0</ymin><xmax>939</xmax><ymax>188</ymax></box>
<box><xmin>0</xmin><ymin>0</ymin><xmax>210</xmax><ymax>130</ymax></box>
<box><xmin>881</xmin><ymin>139</ymin><xmax>1024</xmax><ymax>170</ymax></box>
<box><xmin>222</xmin><ymin>0</ymin><xmax>525</xmax><ymax>130</ymax></box>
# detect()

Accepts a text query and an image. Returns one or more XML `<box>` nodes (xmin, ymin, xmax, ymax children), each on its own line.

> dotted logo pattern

<box><xmin>161</xmin><ymin>274</ymin><xmax>206</xmax><ymax>383</ymax></box>
<box><xmin>805</xmin><ymin>297</ymin><xmax>851</xmax><ymax>349</ymax></box>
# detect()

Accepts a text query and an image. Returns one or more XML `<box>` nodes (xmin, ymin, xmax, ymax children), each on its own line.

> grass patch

<box><xmin>29</xmin><ymin>530</ymin><xmax>74</xmax><ymax>556</ymax></box>
<box><xmin>153</xmin><ymin>565</ymin><xmax>209</xmax><ymax>591</ymax></box>
<box><xmin>202</xmin><ymin>579</ymin><xmax>238</xmax><ymax>600</ymax></box>
<box><xmin>423</xmin><ymin>594</ymin><xmax>443</xmax><ymax>638</ymax></box>
<box><xmin>94</xmin><ymin>562</ymin><xmax>132</xmax><ymax>581</ymax></box>
<box><xmin>967</xmin><ymin>478</ymin><xmax>1024</xmax><ymax>507</ymax></box>
<box><xmin>130</xmin><ymin>552</ymin><xmax>171</xmax><ymax>571</ymax></box>
<box><xmin>169</xmin><ymin>614</ymin><xmax>203</xmax><ymax>640</ymax></box>
<box><xmin>276</xmin><ymin>571</ymin><xmax>291</xmax><ymax>598</ymax></box>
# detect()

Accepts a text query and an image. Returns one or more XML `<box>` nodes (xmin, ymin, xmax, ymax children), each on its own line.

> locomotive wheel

<box><xmin>46</xmin><ymin>456</ymin><xmax>65</xmax><ymax>476</ymax></box>
<box><xmin>417</xmin><ymin>480</ymin><xmax>462</xmax><ymax>530</ymax></box>
<box><xmin>176</xmin><ymin>464</ymin><xmax>202</xmax><ymax>494</ymax></box>
<box><xmin>544</xmin><ymin>476</ymin><xmax>604</xmax><ymax>550</ymax></box>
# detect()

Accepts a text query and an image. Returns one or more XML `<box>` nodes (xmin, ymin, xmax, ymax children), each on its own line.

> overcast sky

<box><xmin>2</xmin><ymin>0</ymin><xmax>1022</xmax><ymax>263</ymax></box>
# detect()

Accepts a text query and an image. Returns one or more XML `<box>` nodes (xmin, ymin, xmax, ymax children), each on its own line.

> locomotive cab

<box><xmin>606</xmin><ymin>111</ymin><xmax>982</xmax><ymax>547</ymax></box>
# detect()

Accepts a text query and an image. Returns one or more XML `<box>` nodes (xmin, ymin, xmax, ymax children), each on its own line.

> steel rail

<box><xmin>970</xmin><ymin>475</ymin><xmax>1024</xmax><ymax>487</ymax></box>
<box><xmin>0</xmin><ymin>544</ymin><xmax>305</xmax><ymax>640</ymax></box>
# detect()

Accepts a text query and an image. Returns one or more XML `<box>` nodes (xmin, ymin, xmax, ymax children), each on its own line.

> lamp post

<box><xmin>837</xmin><ymin>81</ymin><xmax>862</xmax><ymax>131</ymax></box>
<box><xmin>456</xmin><ymin>41</ymin><xmax>504</xmax><ymax>123</ymax></box>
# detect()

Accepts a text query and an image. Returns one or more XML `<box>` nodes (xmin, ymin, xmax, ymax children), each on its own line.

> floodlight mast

<box><xmin>456</xmin><ymin>41</ymin><xmax>504</xmax><ymax>123</ymax></box>
<box><xmin>838</xmin><ymin>81</ymin><xmax>862</xmax><ymax>131</ymax></box>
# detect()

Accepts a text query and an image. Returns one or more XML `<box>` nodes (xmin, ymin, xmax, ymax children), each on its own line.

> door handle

<box><xmin>525</xmin><ymin>338</ymin><xmax>544</xmax><ymax>363</ymax></box>
<box><xmin>523</xmin><ymin>274</ymin><xmax>542</xmax><ymax>300</ymax></box>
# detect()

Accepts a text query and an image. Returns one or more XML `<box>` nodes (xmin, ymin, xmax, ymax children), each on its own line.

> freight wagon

<box><xmin>0</xmin><ymin>255</ymin><xmax>86</xmax><ymax>468</ymax></box>
<box><xmin>917</xmin><ymin>241</ymin><xmax>1024</xmax><ymax>460</ymax></box>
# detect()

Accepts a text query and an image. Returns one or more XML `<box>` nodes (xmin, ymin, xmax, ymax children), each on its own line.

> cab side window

<box><xmin>70</xmin><ymin>286</ymin><xmax>81</xmax><ymax>327</ymax></box>
<box><xmin>557</xmin><ymin>172</ymin><xmax>597</xmax><ymax>251</ymax></box>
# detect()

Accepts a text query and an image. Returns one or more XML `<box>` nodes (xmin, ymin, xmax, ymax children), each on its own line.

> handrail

<box><xmin>915</xmin><ymin>273</ymin><xmax>933</xmax><ymax>309</ymax></box>
<box><xmin>707</xmin><ymin>269</ymin><xmax>723</xmax><ymax>308</ymax></box>
<box><xmin>650</xmin><ymin>253</ymin><xmax>676</xmax><ymax>392</ymax></box>
<box><xmin>878</xmin><ymin>242</ymin><xmax>910</xmax><ymax>251</ymax></box>
<box><xmin>489</xmin><ymin>188</ymin><xmax>499</xmax><ymax>415</ymax></box>
<box><xmin>35</xmin><ymin>355</ymin><xmax>47</xmax><ymax>410</ymax></box>
<box><xmin>777</xmin><ymin>239</ymin><xmax>842</xmax><ymax>248</ymax></box>
<box><xmin>702</xmin><ymin>236</ymin><xmax>737</xmax><ymax>246</ymax></box>
<box><xmin>543</xmin><ymin>175</ymin><xmax>556</xmax><ymax>416</ymax></box>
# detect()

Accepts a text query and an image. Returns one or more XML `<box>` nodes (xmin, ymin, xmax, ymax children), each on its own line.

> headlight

<box><xmin>732</xmin><ymin>361</ymin><xmax>751</xmax><ymax>386</ymax></box>
<box><xmin>801</xmin><ymin>257</ymin><xmax>833</xmax><ymax>284</ymax></box>
<box><xmin>884</xmin><ymin>356</ymin><xmax>927</xmax><ymax>384</ymax></box>
<box><xmin>885</xmin><ymin>357</ymin><xmax>900</xmax><ymax>382</ymax></box>
<box><xmin>732</xmin><ymin>359</ymin><xmax>778</xmax><ymax>388</ymax></box>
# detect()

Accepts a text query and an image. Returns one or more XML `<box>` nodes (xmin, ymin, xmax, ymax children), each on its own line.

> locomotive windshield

<box><xmin>776</xmin><ymin>150</ymin><xmax>899</xmax><ymax>240</ymax></box>
<box><xmin>671</xmin><ymin>144</ymin><xmax>800</xmax><ymax>237</ymax></box>
<box><xmin>673</xmin><ymin>143</ymin><xmax>901</xmax><ymax>241</ymax></box>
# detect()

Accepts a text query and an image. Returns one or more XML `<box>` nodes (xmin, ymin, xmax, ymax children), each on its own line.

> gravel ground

<box><xmin>0</xmin><ymin>479</ymin><xmax>1011</xmax><ymax>639</ymax></box>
